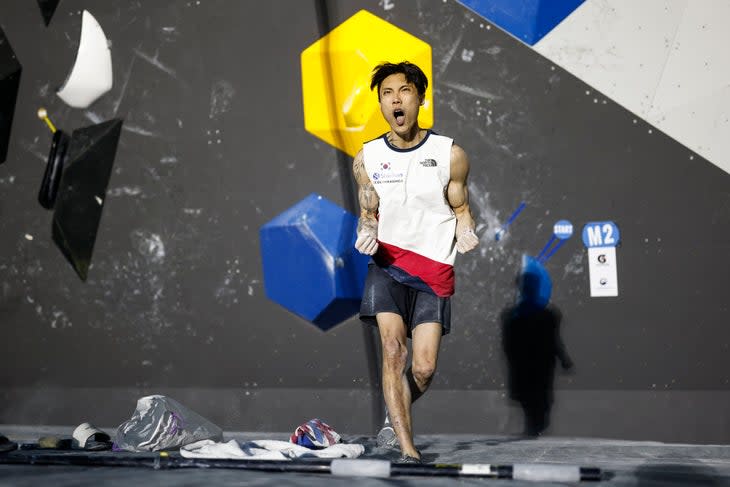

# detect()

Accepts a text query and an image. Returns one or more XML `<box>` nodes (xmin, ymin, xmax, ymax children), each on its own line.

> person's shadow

<box><xmin>500</xmin><ymin>273</ymin><xmax>573</xmax><ymax>438</ymax></box>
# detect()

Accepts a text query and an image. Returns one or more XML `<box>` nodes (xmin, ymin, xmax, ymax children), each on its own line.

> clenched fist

<box><xmin>355</xmin><ymin>231</ymin><xmax>379</xmax><ymax>255</ymax></box>
<box><xmin>455</xmin><ymin>228</ymin><xmax>479</xmax><ymax>254</ymax></box>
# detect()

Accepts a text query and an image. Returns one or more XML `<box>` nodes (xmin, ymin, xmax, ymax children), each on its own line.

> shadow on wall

<box><xmin>500</xmin><ymin>271</ymin><xmax>573</xmax><ymax>437</ymax></box>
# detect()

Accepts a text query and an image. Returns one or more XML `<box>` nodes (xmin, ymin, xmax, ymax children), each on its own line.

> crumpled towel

<box><xmin>180</xmin><ymin>439</ymin><xmax>364</xmax><ymax>460</ymax></box>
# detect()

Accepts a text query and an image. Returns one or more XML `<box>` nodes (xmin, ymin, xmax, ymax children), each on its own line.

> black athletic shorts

<box><xmin>359</xmin><ymin>263</ymin><xmax>451</xmax><ymax>337</ymax></box>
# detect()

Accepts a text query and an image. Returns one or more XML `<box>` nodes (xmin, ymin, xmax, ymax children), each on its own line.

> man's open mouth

<box><xmin>394</xmin><ymin>109</ymin><xmax>405</xmax><ymax>126</ymax></box>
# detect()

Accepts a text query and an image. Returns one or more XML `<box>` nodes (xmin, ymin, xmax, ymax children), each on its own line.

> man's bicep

<box><xmin>447</xmin><ymin>180</ymin><xmax>468</xmax><ymax>210</ymax></box>
<box><xmin>447</xmin><ymin>145</ymin><xmax>470</xmax><ymax>209</ymax></box>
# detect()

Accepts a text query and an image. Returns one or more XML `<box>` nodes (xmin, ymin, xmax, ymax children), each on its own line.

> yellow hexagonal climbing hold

<box><xmin>301</xmin><ymin>10</ymin><xmax>433</xmax><ymax>157</ymax></box>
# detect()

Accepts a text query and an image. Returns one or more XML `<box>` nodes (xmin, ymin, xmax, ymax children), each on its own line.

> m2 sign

<box><xmin>582</xmin><ymin>222</ymin><xmax>620</xmax><ymax>248</ymax></box>
<box><xmin>582</xmin><ymin>222</ymin><xmax>620</xmax><ymax>297</ymax></box>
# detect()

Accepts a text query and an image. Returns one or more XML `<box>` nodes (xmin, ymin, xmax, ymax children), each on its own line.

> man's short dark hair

<box><xmin>370</xmin><ymin>61</ymin><xmax>428</xmax><ymax>100</ymax></box>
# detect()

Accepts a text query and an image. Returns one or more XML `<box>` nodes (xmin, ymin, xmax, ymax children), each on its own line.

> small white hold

<box><xmin>95</xmin><ymin>195</ymin><xmax>103</xmax><ymax>205</ymax></box>
<box><xmin>24</xmin><ymin>234</ymin><xmax>34</xmax><ymax>241</ymax></box>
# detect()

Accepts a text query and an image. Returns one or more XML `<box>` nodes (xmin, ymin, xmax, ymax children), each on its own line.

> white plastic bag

<box><xmin>115</xmin><ymin>395</ymin><xmax>223</xmax><ymax>452</ymax></box>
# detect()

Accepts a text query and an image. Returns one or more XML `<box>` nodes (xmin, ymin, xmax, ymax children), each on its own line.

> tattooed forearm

<box><xmin>353</xmin><ymin>150</ymin><xmax>379</xmax><ymax>236</ymax></box>
<box><xmin>357</xmin><ymin>215</ymin><xmax>378</xmax><ymax>234</ymax></box>
<box><xmin>359</xmin><ymin>182</ymin><xmax>378</xmax><ymax>213</ymax></box>
<box><xmin>358</xmin><ymin>181</ymin><xmax>379</xmax><ymax>236</ymax></box>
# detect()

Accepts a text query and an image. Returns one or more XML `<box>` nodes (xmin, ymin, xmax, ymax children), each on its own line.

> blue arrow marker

<box><xmin>495</xmin><ymin>201</ymin><xmax>526</xmax><ymax>241</ymax></box>
<box><xmin>536</xmin><ymin>220</ymin><xmax>573</xmax><ymax>263</ymax></box>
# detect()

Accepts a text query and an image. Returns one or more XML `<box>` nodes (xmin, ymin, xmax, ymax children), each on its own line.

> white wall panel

<box><xmin>533</xmin><ymin>0</ymin><xmax>730</xmax><ymax>174</ymax></box>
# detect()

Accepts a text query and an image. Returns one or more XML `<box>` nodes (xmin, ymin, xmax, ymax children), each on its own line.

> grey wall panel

<box><xmin>0</xmin><ymin>0</ymin><xmax>375</xmax><ymax>392</ymax></box>
<box><xmin>0</xmin><ymin>0</ymin><xmax>728</xmax><ymax>442</ymax></box>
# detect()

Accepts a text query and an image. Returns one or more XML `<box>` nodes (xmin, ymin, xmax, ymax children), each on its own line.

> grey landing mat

<box><xmin>1</xmin><ymin>425</ymin><xmax>730</xmax><ymax>486</ymax></box>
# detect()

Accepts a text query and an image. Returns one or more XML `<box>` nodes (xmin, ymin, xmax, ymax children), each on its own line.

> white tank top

<box><xmin>362</xmin><ymin>131</ymin><xmax>457</xmax><ymax>266</ymax></box>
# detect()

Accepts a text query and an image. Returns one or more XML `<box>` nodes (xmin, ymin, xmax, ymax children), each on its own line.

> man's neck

<box><xmin>387</xmin><ymin>127</ymin><xmax>426</xmax><ymax>149</ymax></box>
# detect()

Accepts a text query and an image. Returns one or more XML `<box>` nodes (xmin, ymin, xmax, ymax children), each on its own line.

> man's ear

<box><xmin>420</xmin><ymin>95</ymin><xmax>425</xmax><ymax>106</ymax></box>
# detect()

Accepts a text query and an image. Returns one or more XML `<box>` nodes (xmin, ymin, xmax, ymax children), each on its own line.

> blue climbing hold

<box><xmin>458</xmin><ymin>0</ymin><xmax>585</xmax><ymax>45</ymax></box>
<box><xmin>259</xmin><ymin>193</ymin><xmax>370</xmax><ymax>331</ymax></box>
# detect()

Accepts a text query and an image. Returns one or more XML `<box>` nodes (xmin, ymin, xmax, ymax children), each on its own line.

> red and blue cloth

<box><xmin>374</xmin><ymin>241</ymin><xmax>455</xmax><ymax>297</ymax></box>
<box><xmin>289</xmin><ymin>419</ymin><xmax>341</xmax><ymax>449</ymax></box>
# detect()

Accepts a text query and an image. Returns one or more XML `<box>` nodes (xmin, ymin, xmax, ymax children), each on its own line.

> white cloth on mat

<box><xmin>180</xmin><ymin>439</ymin><xmax>364</xmax><ymax>460</ymax></box>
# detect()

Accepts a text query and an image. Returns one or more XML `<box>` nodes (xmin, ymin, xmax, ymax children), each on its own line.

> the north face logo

<box><xmin>419</xmin><ymin>159</ymin><xmax>437</xmax><ymax>167</ymax></box>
